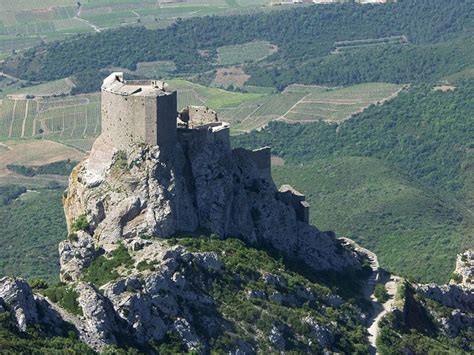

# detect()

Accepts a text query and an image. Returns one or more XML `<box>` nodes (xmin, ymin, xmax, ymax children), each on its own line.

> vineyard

<box><xmin>217</xmin><ymin>41</ymin><xmax>278</xmax><ymax>66</ymax></box>
<box><xmin>0</xmin><ymin>94</ymin><xmax>100</xmax><ymax>152</ymax></box>
<box><xmin>220</xmin><ymin>82</ymin><xmax>404</xmax><ymax>132</ymax></box>
<box><xmin>0</xmin><ymin>81</ymin><xmax>403</xmax><ymax>144</ymax></box>
<box><xmin>332</xmin><ymin>35</ymin><xmax>408</xmax><ymax>54</ymax></box>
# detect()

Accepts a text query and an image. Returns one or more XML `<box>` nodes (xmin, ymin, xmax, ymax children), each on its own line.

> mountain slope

<box><xmin>273</xmin><ymin>157</ymin><xmax>468</xmax><ymax>283</ymax></box>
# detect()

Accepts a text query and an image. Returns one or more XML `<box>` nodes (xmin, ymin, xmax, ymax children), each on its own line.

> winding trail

<box><xmin>339</xmin><ymin>238</ymin><xmax>400</xmax><ymax>354</ymax></box>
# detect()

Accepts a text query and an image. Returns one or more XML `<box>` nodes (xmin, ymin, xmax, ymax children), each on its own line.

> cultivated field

<box><xmin>217</xmin><ymin>41</ymin><xmax>278</xmax><ymax>66</ymax></box>
<box><xmin>0</xmin><ymin>81</ymin><xmax>403</xmax><ymax>144</ymax></box>
<box><xmin>0</xmin><ymin>139</ymin><xmax>84</xmax><ymax>187</ymax></box>
<box><xmin>332</xmin><ymin>35</ymin><xmax>408</xmax><ymax>54</ymax></box>
<box><xmin>0</xmin><ymin>0</ymin><xmax>270</xmax><ymax>58</ymax></box>
<box><xmin>0</xmin><ymin>94</ymin><xmax>100</xmax><ymax>152</ymax></box>
<box><xmin>219</xmin><ymin>82</ymin><xmax>404</xmax><ymax>132</ymax></box>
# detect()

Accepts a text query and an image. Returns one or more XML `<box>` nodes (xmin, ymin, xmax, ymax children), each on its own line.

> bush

<box><xmin>29</xmin><ymin>278</ymin><xmax>49</xmax><ymax>290</ymax></box>
<box><xmin>114</xmin><ymin>151</ymin><xmax>128</xmax><ymax>170</ymax></box>
<box><xmin>83</xmin><ymin>244</ymin><xmax>133</xmax><ymax>286</ymax></box>
<box><xmin>374</xmin><ymin>284</ymin><xmax>389</xmax><ymax>303</ymax></box>
<box><xmin>40</xmin><ymin>284</ymin><xmax>83</xmax><ymax>316</ymax></box>
<box><xmin>71</xmin><ymin>215</ymin><xmax>89</xmax><ymax>232</ymax></box>
<box><xmin>450</xmin><ymin>272</ymin><xmax>462</xmax><ymax>284</ymax></box>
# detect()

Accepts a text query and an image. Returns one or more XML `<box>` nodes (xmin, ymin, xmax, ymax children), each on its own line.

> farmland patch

<box><xmin>217</xmin><ymin>41</ymin><xmax>278</xmax><ymax>66</ymax></box>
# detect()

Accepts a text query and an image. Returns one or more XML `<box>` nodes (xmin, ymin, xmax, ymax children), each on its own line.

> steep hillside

<box><xmin>0</xmin><ymin>187</ymin><xmax>66</xmax><ymax>283</ymax></box>
<box><xmin>235</xmin><ymin>82</ymin><xmax>474</xmax><ymax>283</ymax></box>
<box><xmin>272</xmin><ymin>157</ymin><xmax>468</xmax><ymax>283</ymax></box>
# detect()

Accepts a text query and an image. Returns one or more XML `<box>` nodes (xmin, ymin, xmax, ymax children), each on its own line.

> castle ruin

<box><xmin>96</xmin><ymin>72</ymin><xmax>309</xmax><ymax>223</ymax></box>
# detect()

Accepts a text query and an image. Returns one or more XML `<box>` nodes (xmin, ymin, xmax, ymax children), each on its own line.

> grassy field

<box><xmin>217</xmin><ymin>41</ymin><xmax>277</xmax><ymax>66</ymax></box>
<box><xmin>272</xmin><ymin>157</ymin><xmax>471</xmax><ymax>284</ymax></box>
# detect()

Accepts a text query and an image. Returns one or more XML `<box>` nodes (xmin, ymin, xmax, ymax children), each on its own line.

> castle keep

<box><xmin>96</xmin><ymin>73</ymin><xmax>309</xmax><ymax>223</ymax></box>
<box><xmin>101</xmin><ymin>73</ymin><xmax>177</xmax><ymax>156</ymax></box>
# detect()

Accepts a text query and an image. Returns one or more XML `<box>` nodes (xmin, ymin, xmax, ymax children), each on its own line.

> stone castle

<box><xmin>94</xmin><ymin>72</ymin><xmax>309</xmax><ymax>223</ymax></box>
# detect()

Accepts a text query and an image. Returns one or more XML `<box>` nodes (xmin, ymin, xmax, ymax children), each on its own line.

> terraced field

<box><xmin>5</xmin><ymin>78</ymin><xmax>75</xmax><ymax>98</ymax></box>
<box><xmin>332</xmin><ymin>35</ymin><xmax>408</xmax><ymax>54</ymax></box>
<box><xmin>220</xmin><ymin>82</ymin><xmax>404</xmax><ymax>132</ymax></box>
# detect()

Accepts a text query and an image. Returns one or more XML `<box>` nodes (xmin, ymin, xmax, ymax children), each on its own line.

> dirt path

<box><xmin>367</xmin><ymin>276</ymin><xmax>400</xmax><ymax>352</ymax></box>
<box><xmin>339</xmin><ymin>237</ymin><xmax>400</xmax><ymax>354</ymax></box>
<box><xmin>8</xmin><ymin>100</ymin><xmax>17</xmax><ymax>138</ymax></box>
<box><xmin>20</xmin><ymin>100</ymin><xmax>29</xmax><ymax>138</ymax></box>
<box><xmin>0</xmin><ymin>71</ymin><xmax>23</xmax><ymax>82</ymax></box>
<box><xmin>75</xmin><ymin>16</ymin><xmax>101</xmax><ymax>33</ymax></box>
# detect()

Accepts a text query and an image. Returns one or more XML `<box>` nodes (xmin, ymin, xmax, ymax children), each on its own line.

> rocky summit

<box><xmin>0</xmin><ymin>106</ymin><xmax>370</xmax><ymax>353</ymax></box>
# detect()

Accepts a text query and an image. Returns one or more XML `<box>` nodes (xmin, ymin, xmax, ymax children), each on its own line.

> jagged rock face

<box><xmin>54</xmin><ymin>132</ymin><xmax>365</xmax><ymax>352</ymax></box>
<box><xmin>59</xmin><ymin>231</ymin><xmax>97</xmax><ymax>282</ymax></box>
<box><xmin>62</xmin><ymin>135</ymin><xmax>359</xmax><ymax>280</ymax></box>
<box><xmin>415</xmin><ymin>284</ymin><xmax>474</xmax><ymax>313</ymax></box>
<box><xmin>0</xmin><ymin>277</ymin><xmax>38</xmax><ymax>331</ymax></box>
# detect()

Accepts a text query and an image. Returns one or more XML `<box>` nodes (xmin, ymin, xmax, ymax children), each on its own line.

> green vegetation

<box><xmin>71</xmin><ymin>215</ymin><xmax>89</xmax><ymax>233</ymax></box>
<box><xmin>450</xmin><ymin>272</ymin><xmax>462</xmax><ymax>284</ymax></box>
<box><xmin>0</xmin><ymin>187</ymin><xmax>66</xmax><ymax>283</ymax></box>
<box><xmin>5</xmin><ymin>0</ymin><xmax>473</xmax><ymax>92</ymax></box>
<box><xmin>0</xmin><ymin>0</ymin><xmax>267</xmax><ymax>59</ymax></box>
<box><xmin>0</xmin><ymin>312</ymin><xmax>92</xmax><ymax>354</ymax></box>
<box><xmin>171</xmin><ymin>236</ymin><xmax>369</xmax><ymax>353</ymax></box>
<box><xmin>374</xmin><ymin>284</ymin><xmax>389</xmax><ymax>303</ymax></box>
<box><xmin>377</xmin><ymin>287</ymin><xmax>472</xmax><ymax>355</ymax></box>
<box><xmin>7</xmin><ymin>159</ymin><xmax>78</xmax><ymax>177</ymax></box>
<box><xmin>271</xmin><ymin>157</ymin><xmax>467</xmax><ymax>283</ymax></box>
<box><xmin>83</xmin><ymin>244</ymin><xmax>133</xmax><ymax>286</ymax></box>
<box><xmin>0</xmin><ymin>185</ymin><xmax>26</xmax><ymax>206</ymax></box>
<box><xmin>40</xmin><ymin>284</ymin><xmax>83</xmax><ymax>316</ymax></box>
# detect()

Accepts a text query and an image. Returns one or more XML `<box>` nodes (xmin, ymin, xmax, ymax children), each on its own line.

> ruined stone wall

<box><xmin>155</xmin><ymin>92</ymin><xmax>178</xmax><ymax>158</ymax></box>
<box><xmin>278</xmin><ymin>185</ymin><xmax>310</xmax><ymax>223</ymax></box>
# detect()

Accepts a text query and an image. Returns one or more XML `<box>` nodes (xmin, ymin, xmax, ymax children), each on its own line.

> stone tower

<box><xmin>101</xmin><ymin>72</ymin><xmax>177</xmax><ymax>158</ymax></box>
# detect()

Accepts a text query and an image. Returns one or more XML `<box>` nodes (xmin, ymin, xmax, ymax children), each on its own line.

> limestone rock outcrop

<box><xmin>62</xmin><ymin>131</ymin><xmax>359</xmax><ymax>282</ymax></box>
<box><xmin>0</xmin><ymin>277</ymin><xmax>38</xmax><ymax>331</ymax></box>
<box><xmin>415</xmin><ymin>283</ymin><xmax>473</xmax><ymax>313</ymax></box>
<box><xmin>450</xmin><ymin>250</ymin><xmax>473</xmax><ymax>289</ymax></box>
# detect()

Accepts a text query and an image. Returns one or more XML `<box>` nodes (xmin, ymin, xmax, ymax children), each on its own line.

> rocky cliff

<box><xmin>61</xmin><ymin>126</ymin><xmax>360</xmax><ymax>281</ymax></box>
<box><xmin>377</xmin><ymin>250</ymin><xmax>474</xmax><ymax>353</ymax></box>
<box><xmin>0</xmin><ymin>119</ymin><xmax>371</xmax><ymax>353</ymax></box>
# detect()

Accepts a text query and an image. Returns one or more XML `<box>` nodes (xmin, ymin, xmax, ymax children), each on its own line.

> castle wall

<box><xmin>100</xmin><ymin>73</ymin><xmax>177</xmax><ymax>157</ymax></box>
<box><xmin>279</xmin><ymin>185</ymin><xmax>310</xmax><ymax>223</ymax></box>
<box><xmin>155</xmin><ymin>92</ymin><xmax>178</xmax><ymax>157</ymax></box>
<box><xmin>232</xmin><ymin>147</ymin><xmax>271</xmax><ymax>179</ymax></box>
<box><xmin>101</xmin><ymin>90</ymin><xmax>148</xmax><ymax>150</ymax></box>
